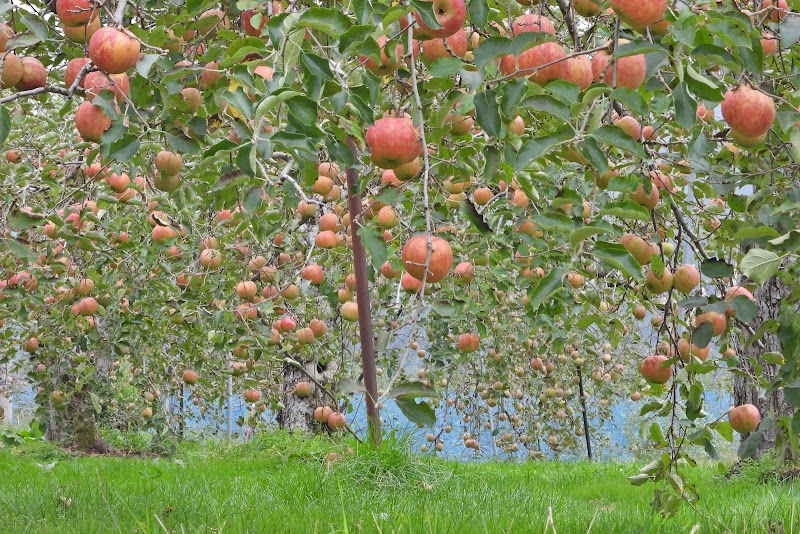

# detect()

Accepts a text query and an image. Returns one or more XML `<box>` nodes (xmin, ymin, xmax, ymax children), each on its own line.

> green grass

<box><xmin>0</xmin><ymin>432</ymin><xmax>797</xmax><ymax>533</ymax></box>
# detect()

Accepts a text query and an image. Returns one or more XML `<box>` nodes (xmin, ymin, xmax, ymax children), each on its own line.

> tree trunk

<box><xmin>277</xmin><ymin>359</ymin><xmax>338</xmax><ymax>432</ymax></box>
<box><xmin>732</xmin><ymin>275</ymin><xmax>796</xmax><ymax>459</ymax></box>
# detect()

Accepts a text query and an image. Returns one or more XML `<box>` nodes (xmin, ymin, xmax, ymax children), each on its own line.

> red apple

<box><xmin>721</xmin><ymin>85</ymin><xmax>776</xmax><ymax>138</ymax></box>
<box><xmin>83</xmin><ymin>71</ymin><xmax>130</xmax><ymax>103</ymax></box>
<box><xmin>0</xmin><ymin>53</ymin><xmax>22</xmax><ymax>88</ymax></box>
<box><xmin>56</xmin><ymin>0</ymin><xmax>98</xmax><ymax>27</ymax></box>
<box><xmin>412</xmin><ymin>0</ymin><xmax>467</xmax><ymax>40</ymax></box>
<box><xmin>74</xmin><ymin>101</ymin><xmax>112</xmax><ymax>143</ymax></box>
<box><xmin>591</xmin><ymin>40</ymin><xmax>646</xmax><ymax>89</ymax></box>
<box><xmin>458</xmin><ymin>332</ymin><xmax>480</xmax><ymax>353</ymax></box>
<box><xmin>366</xmin><ymin>116</ymin><xmax>423</xmax><ymax>169</ymax></box>
<box><xmin>561</xmin><ymin>55</ymin><xmax>593</xmax><ymax>90</ymax></box>
<box><xmin>88</xmin><ymin>26</ymin><xmax>141</xmax><ymax>74</ymax></box>
<box><xmin>422</xmin><ymin>28</ymin><xmax>468</xmax><ymax>62</ymax></box>
<box><xmin>729</xmin><ymin>404</ymin><xmax>760</xmax><ymax>433</ymax></box>
<box><xmin>402</xmin><ymin>234</ymin><xmax>453</xmax><ymax>283</ymax></box>
<box><xmin>611</xmin><ymin>0</ymin><xmax>668</xmax><ymax>29</ymax></box>
<box><xmin>64</xmin><ymin>57</ymin><xmax>90</xmax><ymax>88</ymax></box>
<box><xmin>640</xmin><ymin>354</ymin><xmax>673</xmax><ymax>383</ymax></box>
<box><xmin>15</xmin><ymin>57</ymin><xmax>47</xmax><ymax>91</ymax></box>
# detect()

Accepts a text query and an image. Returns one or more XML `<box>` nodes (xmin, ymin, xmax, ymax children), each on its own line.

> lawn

<box><xmin>0</xmin><ymin>432</ymin><xmax>797</xmax><ymax>533</ymax></box>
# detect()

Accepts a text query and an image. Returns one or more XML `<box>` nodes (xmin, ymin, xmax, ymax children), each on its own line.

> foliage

<box><xmin>0</xmin><ymin>0</ymin><xmax>799</xmax><ymax>515</ymax></box>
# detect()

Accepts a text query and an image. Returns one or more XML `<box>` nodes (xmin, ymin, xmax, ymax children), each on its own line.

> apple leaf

<box><xmin>673</xmin><ymin>82</ymin><xmax>697</xmax><ymax>130</ymax></box>
<box><xmin>296</xmin><ymin>8</ymin><xmax>353</xmax><ymax>36</ymax></box>
<box><xmin>474</xmin><ymin>89</ymin><xmax>501</xmax><ymax>138</ymax></box>
<box><xmin>0</xmin><ymin>106</ymin><xmax>9</xmax><ymax>147</ymax></box>
<box><xmin>691</xmin><ymin>320</ymin><xmax>714</xmax><ymax>349</ymax></box>
<box><xmin>474</xmin><ymin>37</ymin><xmax>511</xmax><ymax>69</ymax></box>
<box><xmin>593</xmin><ymin>241</ymin><xmax>644</xmax><ymax>281</ymax></box>
<box><xmin>568</xmin><ymin>226</ymin><xmax>612</xmax><ymax>247</ymax></box>
<box><xmin>740</xmin><ymin>249</ymin><xmax>781</xmax><ymax>285</ymax></box>
<box><xmin>394</xmin><ymin>397</ymin><xmax>436</xmax><ymax>427</ymax></box>
<box><xmin>469</xmin><ymin>0</ymin><xmax>489</xmax><ymax>27</ymax></box>
<box><xmin>527</xmin><ymin>266</ymin><xmax>566</xmax><ymax>310</ymax></box>
<box><xmin>700</xmin><ymin>258</ymin><xmax>733</xmax><ymax>278</ymax></box>
<box><xmin>409</xmin><ymin>0</ymin><xmax>442</xmax><ymax>30</ymax></box>
<box><xmin>387</xmin><ymin>381</ymin><xmax>440</xmax><ymax>400</ymax></box>
<box><xmin>737</xmin><ymin>430</ymin><xmax>763</xmax><ymax>459</ymax></box>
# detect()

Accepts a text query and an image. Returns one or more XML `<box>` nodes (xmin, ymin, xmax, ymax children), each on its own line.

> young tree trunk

<box><xmin>277</xmin><ymin>359</ymin><xmax>338</xmax><ymax>432</ymax></box>
<box><xmin>732</xmin><ymin>275</ymin><xmax>796</xmax><ymax>459</ymax></box>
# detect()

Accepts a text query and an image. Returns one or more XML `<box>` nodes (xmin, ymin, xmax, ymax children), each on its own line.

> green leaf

<box><xmin>468</xmin><ymin>0</ymin><xmax>489</xmax><ymax>28</ymax></box>
<box><xmin>569</xmin><ymin>226</ymin><xmax>612</xmax><ymax>247</ymax></box>
<box><xmin>520</xmin><ymin>95</ymin><xmax>570</xmax><ymax>121</ymax></box>
<box><xmin>734</xmin><ymin>226</ymin><xmax>780</xmax><ymax>241</ymax></box>
<box><xmin>782</xmin><ymin>15</ymin><xmax>800</xmax><ymax>47</ymax></box>
<box><xmin>357</xmin><ymin>226</ymin><xmax>388</xmax><ymax>271</ymax></box>
<box><xmin>600</xmin><ymin>200</ymin><xmax>651</xmax><ymax>222</ymax></box>
<box><xmin>591</xmin><ymin>125</ymin><xmax>646</xmax><ymax>159</ymax></box>
<box><xmin>388</xmin><ymin>381</ymin><xmax>440</xmax><ymax>399</ymax></box>
<box><xmin>428</xmin><ymin>57</ymin><xmax>466</xmax><ymax>78</ymax></box>
<box><xmin>104</xmin><ymin>135</ymin><xmax>140</xmax><ymax>163</ymax></box>
<box><xmin>737</xmin><ymin>430</ymin><xmax>763</xmax><ymax>459</ymax></box>
<box><xmin>0</xmin><ymin>106</ymin><xmax>10</xmax><ymax>146</ymax></box>
<box><xmin>610</xmin><ymin>88</ymin><xmax>647</xmax><ymax>116</ymax></box>
<box><xmin>20</xmin><ymin>13</ymin><xmax>47</xmax><ymax>42</ymax></box>
<box><xmin>2</xmin><ymin>238</ymin><xmax>37</xmax><ymax>260</ymax></box>
<box><xmin>8</xmin><ymin>211</ymin><xmax>44</xmax><ymax>231</ymax></box>
<box><xmin>515</xmin><ymin>124</ymin><xmax>574</xmax><ymax>171</ymax></box>
<box><xmin>336</xmin><ymin>377</ymin><xmax>367</xmax><ymax>394</ymax></box>
<box><xmin>300</xmin><ymin>53</ymin><xmax>335</xmax><ymax>82</ymax></box>
<box><xmin>594</xmin><ymin>241</ymin><xmax>644</xmax><ymax>280</ymax></box>
<box><xmin>691</xmin><ymin>321</ymin><xmax>714</xmax><ymax>349</ymax></box>
<box><xmin>701</xmin><ymin>258</ymin><xmax>733</xmax><ymax>279</ymax></box>
<box><xmin>395</xmin><ymin>397</ymin><xmax>436</xmax><ymax>427</ymax></box>
<box><xmin>474</xmin><ymin>37</ymin><xmax>510</xmax><ymax>69</ymax></box>
<box><xmin>166</xmin><ymin>132</ymin><xmax>201</xmax><ymax>155</ymax></box>
<box><xmin>409</xmin><ymin>0</ymin><xmax>442</xmax><ymax>30</ymax></box>
<box><xmin>615</xmin><ymin>40</ymin><xmax>667</xmax><ymax>58</ymax></box>
<box><xmin>527</xmin><ymin>266</ymin><xmax>566</xmax><ymax>310</ymax></box>
<box><xmin>296</xmin><ymin>8</ymin><xmax>353</xmax><ymax>36</ymax></box>
<box><xmin>673</xmin><ymin>82</ymin><xmax>697</xmax><ymax>130</ymax></box>
<box><xmin>474</xmin><ymin>89</ymin><xmax>501</xmax><ymax>138</ymax></box>
<box><xmin>136</xmin><ymin>54</ymin><xmax>160</xmax><ymax>79</ymax></box>
<box><xmin>740</xmin><ymin>249</ymin><xmax>781</xmax><ymax>285</ymax></box>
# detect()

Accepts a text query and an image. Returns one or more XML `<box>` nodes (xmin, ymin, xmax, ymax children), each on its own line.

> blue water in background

<box><xmin>9</xmin><ymin>384</ymin><xmax>731</xmax><ymax>460</ymax></box>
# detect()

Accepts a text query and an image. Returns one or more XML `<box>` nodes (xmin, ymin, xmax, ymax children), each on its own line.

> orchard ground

<box><xmin>0</xmin><ymin>431</ymin><xmax>798</xmax><ymax>533</ymax></box>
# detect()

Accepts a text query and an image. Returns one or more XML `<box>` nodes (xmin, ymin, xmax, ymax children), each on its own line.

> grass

<box><xmin>0</xmin><ymin>432</ymin><xmax>797</xmax><ymax>533</ymax></box>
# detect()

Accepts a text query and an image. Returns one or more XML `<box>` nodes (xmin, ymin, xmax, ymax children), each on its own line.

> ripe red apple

<box><xmin>402</xmin><ymin>234</ymin><xmax>453</xmax><ymax>283</ymax></box>
<box><xmin>295</xmin><ymin>381</ymin><xmax>313</xmax><ymax>397</ymax></box>
<box><xmin>361</xmin><ymin>35</ymin><xmax>407</xmax><ymax>75</ymax></box>
<box><xmin>309</xmin><ymin>319</ymin><xmax>328</xmax><ymax>338</ymax></box>
<box><xmin>645</xmin><ymin>267</ymin><xmax>672</xmax><ymax>294</ymax></box>
<box><xmin>511</xmin><ymin>14</ymin><xmax>555</xmax><ymax>35</ymax></box>
<box><xmin>0</xmin><ymin>53</ymin><xmax>22</xmax><ymax>88</ymax></box>
<box><xmin>401</xmin><ymin>272</ymin><xmax>423</xmax><ymax>293</ymax></box>
<box><xmin>296</xmin><ymin>327</ymin><xmax>315</xmax><ymax>344</ymax></box>
<box><xmin>244</xmin><ymin>390</ymin><xmax>261</xmax><ymax>403</ymax></box>
<box><xmin>340</xmin><ymin>301</ymin><xmax>359</xmax><ymax>322</ymax></box>
<box><xmin>458</xmin><ymin>332</ymin><xmax>480</xmax><ymax>353</ymax></box>
<box><xmin>561</xmin><ymin>56</ymin><xmax>593</xmax><ymax>90</ymax></box>
<box><xmin>499</xmin><ymin>42</ymin><xmax>566</xmax><ymax>85</ymax></box>
<box><xmin>327</xmin><ymin>411</ymin><xmax>347</xmax><ymax>429</ymax></box>
<box><xmin>640</xmin><ymin>354</ymin><xmax>673</xmax><ymax>384</ymax></box>
<box><xmin>155</xmin><ymin>151</ymin><xmax>183</xmax><ymax>176</ymax></box>
<box><xmin>151</xmin><ymin>225</ymin><xmax>178</xmax><ymax>244</ymax></box>
<box><xmin>64</xmin><ymin>57</ymin><xmax>90</xmax><ymax>87</ymax></box>
<box><xmin>613</xmin><ymin>115</ymin><xmax>641</xmax><ymax>140</ymax></box>
<box><xmin>568</xmin><ymin>273</ymin><xmax>585</xmax><ymax>289</ymax></box>
<box><xmin>75</xmin><ymin>101</ymin><xmax>112</xmax><ymax>143</ymax></box>
<box><xmin>314</xmin><ymin>406</ymin><xmax>333</xmax><ymax>423</ymax></box>
<box><xmin>629</xmin><ymin>181</ymin><xmax>660</xmax><ymax>210</ymax></box>
<box><xmin>507</xmin><ymin>116</ymin><xmax>525</xmax><ymax>136</ymax></box>
<box><xmin>412</xmin><ymin>0</ymin><xmax>467</xmax><ymax>40</ymax></box>
<box><xmin>673</xmin><ymin>264</ymin><xmax>700</xmax><ymax>294</ymax></box>
<box><xmin>591</xmin><ymin>40</ymin><xmax>646</xmax><ymax>90</ymax></box>
<box><xmin>725</xmin><ymin>286</ymin><xmax>755</xmax><ymax>302</ymax></box>
<box><xmin>721</xmin><ymin>85</ymin><xmax>776</xmax><ymax>138</ymax></box>
<box><xmin>729</xmin><ymin>404</ymin><xmax>760</xmax><ymax>433</ymax></box>
<box><xmin>62</xmin><ymin>16</ymin><xmax>101</xmax><ymax>44</ymax></box>
<box><xmin>241</xmin><ymin>1</ymin><xmax>282</xmax><ymax>36</ymax></box>
<box><xmin>695</xmin><ymin>311</ymin><xmax>727</xmax><ymax>336</ymax></box>
<box><xmin>760</xmin><ymin>0</ymin><xmax>789</xmax><ymax>22</ymax></box>
<box><xmin>610</xmin><ymin>0</ymin><xmax>667</xmax><ymax>29</ymax></box>
<box><xmin>56</xmin><ymin>0</ymin><xmax>98</xmax><ymax>27</ymax></box>
<box><xmin>89</xmin><ymin>27</ymin><xmax>141</xmax><ymax>74</ymax></box>
<box><xmin>83</xmin><ymin>71</ymin><xmax>130</xmax><ymax>103</ymax></box>
<box><xmin>182</xmin><ymin>369</ymin><xmax>199</xmax><ymax>384</ymax></box>
<box><xmin>300</xmin><ymin>264</ymin><xmax>325</xmax><ymax>285</ymax></box>
<box><xmin>15</xmin><ymin>57</ymin><xmax>47</xmax><ymax>91</ymax></box>
<box><xmin>366</xmin><ymin>116</ymin><xmax>423</xmax><ymax>169</ymax></box>
<box><xmin>678</xmin><ymin>338</ymin><xmax>710</xmax><ymax>363</ymax></box>
<box><xmin>422</xmin><ymin>28</ymin><xmax>468</xmax><ymax>62</ymax></box>
<box><xmin>0</xmin><ymin>23</ymin><xmax>11</xmax><ymax>53</ymax></box>
<box><xmin>454</xmin><ymin>262</ymin><xmax>475</xmax><ymax>284</ymax></box>
<box><xmin>75</xmin><ymin>296</ymin><xmax>99</xmax><ymax>316</ymax></box>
